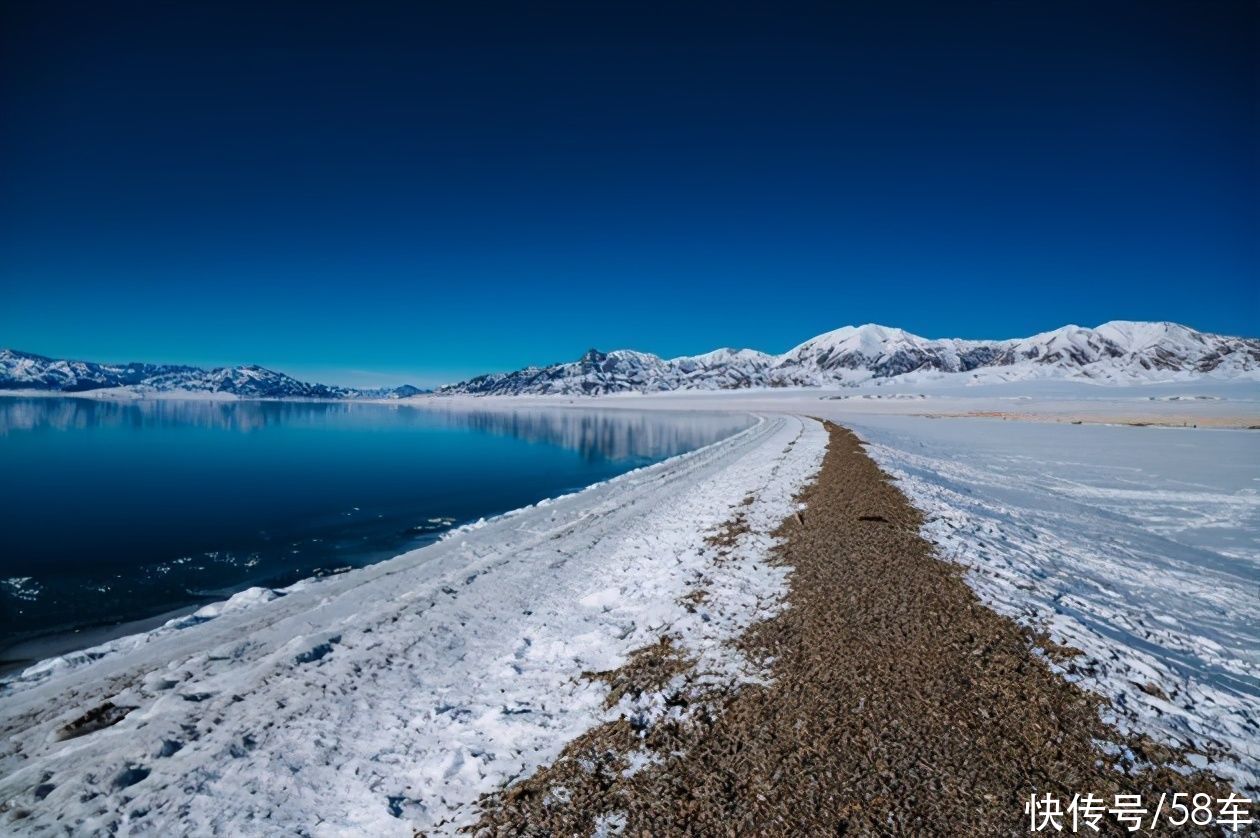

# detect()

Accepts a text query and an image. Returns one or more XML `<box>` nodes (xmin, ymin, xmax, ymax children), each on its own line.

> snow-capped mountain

<box><xmin>6</xmin><ymin>321</ymin><xmax>1255</xmax><ymax>400</ymax></box>
<box><xmin>439</xmin><ymin>321</ymin><xmax>1260</xmax><ymax>395</ymax></box>
<box><xmin>0</xmin><ymin>350</ymin><xmax>425</xmax><ymax>399</ymax></box>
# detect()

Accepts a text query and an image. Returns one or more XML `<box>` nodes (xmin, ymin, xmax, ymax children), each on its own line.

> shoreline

<box><xmin>407</xmin><ymin>381</ymin><xmax>1260</xmax><ymax>430</ymax></box>
<box><xmin>0</xmin><ymin>414</ymin><xmax>828</xmax><ymax>834</ymax></box>
<box><xmin>0</xmin><ymin>405</ymin><xmax>1253</xmax><ymax>832</ymax></box>
<box><xmin>0</xmin><ymin>405</ymin><xmax>755</xmax><ymax>680</ymax></box>
<box><xmin>4</xmin><ymin>377</ymin><xmax>1259</xmax><ymax>431</ymax></box>
<box><xmin>0</xmin><ymin>604</ymin><xmax>202</xmax><ymax>679</ymax></box>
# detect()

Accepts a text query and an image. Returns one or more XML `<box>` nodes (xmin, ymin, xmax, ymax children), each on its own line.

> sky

<box><xmin>1</xmin><ymin>1</ymin><xmax>1256</xmax><ymax>388</ymax></box>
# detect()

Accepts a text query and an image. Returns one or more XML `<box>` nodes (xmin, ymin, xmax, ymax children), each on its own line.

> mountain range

<box><xmin>3</xmin><ymin>321</ymin><xmax>1257</xmax><ymax>399</ymax></box>
<box><xmin>0</xmin><ymin>350</ymin><xmax>425</xmax><ymax>399</ymax></box>
<box><xmin>437</xmin><ymin>321</ymin><xmax>1260</xmax><ymax>395</ymax></box>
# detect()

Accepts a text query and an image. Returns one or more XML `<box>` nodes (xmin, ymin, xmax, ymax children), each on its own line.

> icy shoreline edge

<box><xmin>0</xmin><ymin>413</ymin><xmax>828</xmax><ymax>834</ymax></box>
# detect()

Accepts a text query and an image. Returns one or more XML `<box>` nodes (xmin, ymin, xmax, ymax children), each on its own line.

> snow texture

<box><xmin>0</xmin><ymin>414</ymin><xmax>826</xmax><ymax>836</ymax></box>
<box><xmin>846</xmin><ymin>415</ymin><xmax>1260</xmax><ymax>795</ymax></box>
<box><xmin>427</xmin><ymin>389</ymin><xmax>1260</xmax><ymax>797</ymax></box>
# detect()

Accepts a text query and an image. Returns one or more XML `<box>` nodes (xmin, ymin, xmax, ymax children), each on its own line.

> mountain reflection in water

<box><xmin>0</xmin><ymin>397</ymin><xmax>751</xmax><ymax>660</ymax></box>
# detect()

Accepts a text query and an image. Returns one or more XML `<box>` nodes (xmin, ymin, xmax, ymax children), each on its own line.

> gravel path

<box><xmin>474</xmin><ymin>422</ymin><xmax>1239</xmax><ymax>836</ymax></box>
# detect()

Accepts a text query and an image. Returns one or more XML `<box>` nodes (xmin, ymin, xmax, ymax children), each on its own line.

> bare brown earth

<box><xmin>470</xmin><ymin>422</ymin><xmax>1239</xmax><ymax>837</ymax></box>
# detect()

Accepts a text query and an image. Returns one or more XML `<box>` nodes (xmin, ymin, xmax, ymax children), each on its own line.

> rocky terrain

<box><xmin>439</xmin><ymin>321</ymin><xmax>1260</xmax><ymax>395</ymax></box>
<box><xmin>6</xmin><ymin>321</ymin><xmax>1257</xmax><ymax>400</ymax></box>
<box><xmin>0</xmin><ymin>350</ymin><xmax>423</xmax><ymax>399</ymax></box>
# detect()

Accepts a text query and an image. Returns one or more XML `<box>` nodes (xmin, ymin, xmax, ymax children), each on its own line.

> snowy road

<box><xmin>0</xmin><ymin>415</ymin><xmax>826</xmax><ymax>835</ymax></box>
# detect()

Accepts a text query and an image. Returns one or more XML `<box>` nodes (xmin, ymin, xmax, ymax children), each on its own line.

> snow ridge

<box><xmin>439</xmin><ymin>322</ymin><xmax>1260</xmax><ymax>395</ymax></box>
<box><xmin>0</xmin><ymin>349</ymin><xmax>424</xmax><ymax>399</ymax></box>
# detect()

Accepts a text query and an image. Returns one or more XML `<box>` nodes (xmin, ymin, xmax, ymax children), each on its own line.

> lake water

<box><xmin>0</xmin><ymin>398</ymin><xmax>751</xmax><ymax>666</ymax></box>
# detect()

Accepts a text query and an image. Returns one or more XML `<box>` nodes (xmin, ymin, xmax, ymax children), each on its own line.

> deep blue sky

<box><xmin>2</xmin><ymin>1</ymin><xmax>1256</xmax><ymax>387</ymax></box>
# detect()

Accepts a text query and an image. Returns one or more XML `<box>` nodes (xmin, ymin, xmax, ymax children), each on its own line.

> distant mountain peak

<box><xmin>578</xmin><ymin>348</ymin><xmax>607</xmax><ymax>364</ymax></box>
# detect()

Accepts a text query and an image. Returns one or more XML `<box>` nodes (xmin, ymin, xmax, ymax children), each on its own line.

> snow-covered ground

<box><xmin>846</xmin><ymin>415</ymin><xmax>1260</xmax><ymax>795</ymax></box>
<box><xmin>0</xmin><ymin>415</ymin><xmax>826</xmax><ymax>835</ymax></box>
<box><xmin>2</xmin><ymin>380</ymin><xmax>1257</xmax><ymax>834</ymax></box>
<box><xmin>542</xmin><ymin>377</ymin><xmax>1260</xmax><ymax>426</ymax></box>
<box><xmin>423</xmin><ymin>383</ymin><xmax>1260</xmax><ymax>792</ymax></box>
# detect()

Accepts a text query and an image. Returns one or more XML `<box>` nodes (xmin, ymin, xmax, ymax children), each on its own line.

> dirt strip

<box><xmin>470</xmin><ymin>421</ymin><xmax>1240</xmax><ymax>836</ymax></box>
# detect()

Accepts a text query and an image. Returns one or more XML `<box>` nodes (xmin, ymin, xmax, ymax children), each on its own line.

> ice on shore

<box><xmin>0</xmin><ymin>415</ymin><xmax>825</xmax><ymax>835</ymax></box>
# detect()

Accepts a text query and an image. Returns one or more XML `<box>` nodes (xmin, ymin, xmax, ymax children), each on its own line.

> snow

<box><xmin>2</xmin><ymin>381</ymin><xmax>1257</xmax><ymax>831</ymax></box>
<box><xmin>671</xmin><ymin>347</ymin><xmax>774</xmax><ymax>367</ymax></box>
<box><xmin>0</xmin><ymin>350</ymin><xmax>414</xmax><ymax>400</ymax></box>
<box><xmin>429</xmin><ymin>388</ymin><xmax>1260</xmax><ymax>794</ymax></box>
<box><xmin>0</xmin><ymin>414</ymin><xmax>826</xmax><ymax>835</ymax></box>
<box><xmin>530</xmin><ymin>377</ymin><xmax>1260</xmax><ymax>425</ymax></box>
<box><xmin>437</xmin><ymin>321</ymin><xmax>1260</xmax><ymax>395</ymax></box>
<box><xmin>1092</xmin><ymin>320</ymin><xmax>1220</xmax><ymax>355</ymax></box>
<box><xmin>8</xmin><ymin>322</ymin><xmax>1258</xmax><ymax>402</ymax></box>
<box><xmin>782</xmin><ymin>322</ymin><xmax>971</xmax><ymax>360</ymax></box>
<box><xmin>845</xmin><ymin>415</ymin><xmax>1260</xmax><ymax>794</ymax></box>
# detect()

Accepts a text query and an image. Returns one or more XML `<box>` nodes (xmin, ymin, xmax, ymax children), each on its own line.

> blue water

<box><xmin>0</xmin><ymin>398</ymin><xmax>751</xmax><ymax>660</ymax></box>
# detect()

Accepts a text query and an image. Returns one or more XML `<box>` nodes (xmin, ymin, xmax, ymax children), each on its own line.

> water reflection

<box><xmin>0</xmin><ymin>397</ymin><xmax>357</xmax><ymax>434</ymax></box>
<box><xmin>0</xmin><ymin>397</ymin><xmax>752</xmax><ymax>462</ymax></box>
<box><xmin>0</xmin><ymin>397</ymin><xmax>751</xmax><ymax>657</ymax></box>
<box><xmin>409</xmin><ymin>403</ymin><xmax>753</xmax><ymax>461</ymax></box>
